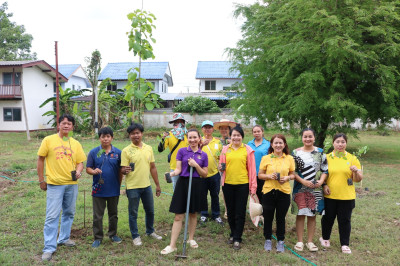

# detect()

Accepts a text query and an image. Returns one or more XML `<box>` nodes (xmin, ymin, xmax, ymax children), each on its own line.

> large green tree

<box><xmin>0</xmin><ymin>2</ymin><xmax>37</xmax><ymax>60</ymax></box>
<box><xmin>227</xmin><ymin>0</ymin><xmax>400</xmax><ymax>146</ymax></box>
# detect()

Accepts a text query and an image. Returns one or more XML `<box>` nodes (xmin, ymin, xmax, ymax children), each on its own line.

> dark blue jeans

<box><xmin>126</xmin><ymin>186</ymin><xmax>155</xmax><ymax>239</ymax></box>
<box><xmin>200</xmin><ymin>172</ymin><xmax>221</xmax><ymax>219</ymax></box>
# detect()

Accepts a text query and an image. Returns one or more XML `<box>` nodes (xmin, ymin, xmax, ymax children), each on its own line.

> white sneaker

<box><xmin>148</xmin><ymin>232</ymin><xmax>162</xmax><ymax>240</ymax></box>
<box><xmin>133</xmin><ymin>236</ymin><xmax>142</xmax><ymax>246</ymax></box>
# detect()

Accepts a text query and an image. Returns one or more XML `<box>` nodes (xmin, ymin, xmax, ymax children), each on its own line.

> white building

<box><xmin>196</xmin><ymin>61</ymin><xmax>242</xmax><ymax>92</ymax></box>
<box><xmin>52</xmin><ymin>64</ymin><xmax>91</xmax><ymax>94</ymax></box>
<box><xmin>0</xmin><ymin>60</ymin><xmax>67</xmax><ymax>132</ymax></box>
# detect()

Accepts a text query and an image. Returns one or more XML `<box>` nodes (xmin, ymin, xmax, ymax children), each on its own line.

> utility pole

<box><xmin>55</xmin><ymin>41</ymin><xmax>60</xmax><ymax>131</ymax></box>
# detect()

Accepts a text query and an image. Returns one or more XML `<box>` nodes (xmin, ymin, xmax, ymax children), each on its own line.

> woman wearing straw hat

<box><xmin>213</xmin><ymin>119</ymin><xmax>237</xmax><ymax>146</ymax></box>
<box><xmin>158</xmin><ymin>113</ymin><xmax>188</xmax><ymax>190</ymax></box>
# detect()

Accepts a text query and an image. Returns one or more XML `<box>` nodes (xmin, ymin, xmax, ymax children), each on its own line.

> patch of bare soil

<box><xmin>356</xmin><ymin>188</ymin><xmax>387</xmax><ymax>198</ymax></box>
<box><xmin>145</xmin><ymin>131</ymin><xmax>160</xmax><ymax>139</ymax></box>
<box><xmin>70</xmin><ymin>226</ymin><xmax>91</xmax><ymax>239</ymax></box>
<box><xmin>0</xmin><ymin>172</ymin><xmax>16</xmax><ymax>195</ymax></box>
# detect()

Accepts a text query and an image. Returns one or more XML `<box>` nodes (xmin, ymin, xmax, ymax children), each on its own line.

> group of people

<box><xmin>37</xmin><ymin>113</ymin><xmax>363</xmax><ymax>261</ymax></box>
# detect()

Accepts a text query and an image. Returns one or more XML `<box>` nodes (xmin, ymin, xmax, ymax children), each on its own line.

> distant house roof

<box><xmin>0</xmin><ymin>60</ymin><xmax>68</xmax><ymax>81</ymax></box>
<box><xmin>51</xmin><ymin>64</ymin><xmax>81</xmax><ymax>79</ymax></box>
<box><xmin>98</xmin><ymin>62</ymin><xmax>173</xmax><ymax>86</ymax></box>
<box><xmin>195</xmin><ymin>61</ymin><xmax>241</xmax><ymax>79</ymax></box>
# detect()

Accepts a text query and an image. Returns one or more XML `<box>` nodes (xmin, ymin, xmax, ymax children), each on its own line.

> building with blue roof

<box><xmin>51</xmin><ymin>64</ymin><xmax>91</xmax><ymax>94</ymax></box>
<box><xmin>98</xmin><ymin>62</ymin><xmax>173</xmax><ymax>94</ymax></box>
<box><xmin>195</xmin><ymin>61</ymin><xmax>242</xmax><ymax>93</ymax></box>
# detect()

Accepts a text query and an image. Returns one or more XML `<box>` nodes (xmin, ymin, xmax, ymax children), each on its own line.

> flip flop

<box><xmin>319</xmin><ymin>237</ymin><xmax>330</xmax><ymax>248</ymax></box>
<box><xmin>294</xmin><ymin>242</ymin><xmax>304</xmax><ymax>251</ymax></box>
<box><xmin>160</xmin><ymin>245</ymin><xmax>177</xmax><ymax>255</ymax></box>
<box><xmin>306</xmin><ymin>242</ymin><xmax>318</xmax><ymax>252</ymax></box>
<box><xmin>341</xmin><ymin>245</ymin><xmax>352</xmax><ymax>254</ymax></box>
<box><xmin>187</xmin><ymin>239</ymin><xmax>199</xmax><ymax>248</ymax></box>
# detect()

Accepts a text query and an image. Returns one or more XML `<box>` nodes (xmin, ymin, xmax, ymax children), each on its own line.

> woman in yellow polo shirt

<box><xmin>320</xmin><ymin>133</ymin><xmax>363</xmax><ymax>254</ymax></box>
<box><xmin>258</xmin><ymin>134</ymin><xmax>295</xmax><ymax>253</ymax></box>
<box><xmin>219</xmin><ymin>126</ymin><xmax>257</xmax><ymax>251</ymax></box>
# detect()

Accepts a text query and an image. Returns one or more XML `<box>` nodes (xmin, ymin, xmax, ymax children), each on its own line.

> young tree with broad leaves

<box><xmin>0</xmin><ymin>2</ymin><xmax>37</xmax><ymax>60</ymax></box>
<box><xmin>227</xmin><ymin>0</ymin><xmax>400</xmax><ymax>146</ymax></box>
<box><xmin>84</xmin><ymin>49</ymin><xmax>102</xmax><ymax>131</ymax></box>
<box><xmin>125</xmin><ymin>9</ymin><xmax>161</xmax><ymax>123</ymax></box>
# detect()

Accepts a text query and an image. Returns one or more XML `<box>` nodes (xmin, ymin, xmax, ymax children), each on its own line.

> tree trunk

<box><xmin>89</xmin><ymin>91</ymin><xmax>95</xmax><ymax>126</ymax></box>
<box><xmin>316</xmin><ymin>121</ymin><xmax>329</xmax><ymax>149</ymax></box>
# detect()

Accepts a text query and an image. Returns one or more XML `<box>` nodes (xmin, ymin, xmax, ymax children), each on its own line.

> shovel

<box><xmin>175</xmin><ymin>166</ymin><xmax>193</xmax><ymax>260</ymax></box>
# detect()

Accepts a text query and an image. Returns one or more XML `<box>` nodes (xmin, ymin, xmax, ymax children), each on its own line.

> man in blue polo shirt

<box><xmin>86</xmin><ymin>127</ymin><xmax>123</xmax><ymax>248</ymax></box>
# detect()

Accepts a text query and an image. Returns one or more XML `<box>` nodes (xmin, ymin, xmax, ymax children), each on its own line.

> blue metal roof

<box><xmin>98</xmin><ymin>62</ymin><xmax>170</xmax><ymax>81</ymax></box>
<box><xmin>195</xmin><ymin>61</ymin><xmax>241</xmax><ymax>79</ymax></box>
<box><xmin>51</xmin><ymin>64</ymin><xmax>80</xmax><ymax>79</ymax></box>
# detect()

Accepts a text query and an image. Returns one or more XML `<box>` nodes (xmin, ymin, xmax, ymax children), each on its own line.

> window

<box><xmin>205</xmin><ymin>80</ymin><xmax>216</xmax><ymax>91</ymax></box>
<box><xmin>107</xmin><ymin>84</ymin><xmax>117</xmax><ymax>91</ymax></box>
<box><xmin>78</xmin><ymin>85</ymin><xmax>81</xmax><ymax>90</ymax></box>
<box><xmin>3</xmin><ymin>108</ymin><xmax>22</xmax><ymax>121</ymax></box>
<box><xmin>223</xmin><ymin>86</ymin><xmax>231</xmax><ymax>91</ymax></box>
<box><xmin>72</xmin><ymin>84</ymin><xmax>75</xmax><ymax>90</ymax></box>
<box><xmin>3</xmin><ymin>73</ymin><xmax>21</xmax><ymax>85</ymax></box>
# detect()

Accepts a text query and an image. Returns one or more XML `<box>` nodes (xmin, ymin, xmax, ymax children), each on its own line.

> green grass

<box><xmin>0</xmin><ymin>130</ymin><xmax>399</xmax><ymax>265</ymax></box>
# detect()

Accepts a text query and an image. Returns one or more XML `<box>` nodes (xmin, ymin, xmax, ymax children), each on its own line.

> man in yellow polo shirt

<box><xmin>37</xmin><ymin>114</ymin><xmax>86</xmax><ymax>262</ymax></box>
<box><xmin>199</xmin><ymin>120</ymin><xmax>224</xmax><ymax>225</ymax></box>
<box><xmin>121</xmin><ymin>123</ymin><xmax>162</xmax><ymax>246</ymax></box>
<box><xmin>157</xmin><ymin>113</ymin><xmax>188</xmax><ymax>190</ymax></box>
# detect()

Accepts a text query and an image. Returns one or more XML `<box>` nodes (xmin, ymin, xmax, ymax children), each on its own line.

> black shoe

<box><xmin>233</xmin><ymin>241</ymin><xmax>241</xmax><ymax>250</ymax></box>
<box><xmin>227</xmin><ymin>237</ymin><xmax>234</xmax><ymax>245</ymax></box>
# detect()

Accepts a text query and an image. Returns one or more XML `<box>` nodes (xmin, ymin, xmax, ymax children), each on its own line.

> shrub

<box><xmin>173</xmin><ymin>96</ymin><xmax>221</xmax><ymax>115</ymax></box>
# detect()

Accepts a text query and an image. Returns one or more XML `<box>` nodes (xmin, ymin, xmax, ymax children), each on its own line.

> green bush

<box><xmin>173</xmin><ymin>96</ymin><xmax>221</xmax><ymax>115</ymax></box>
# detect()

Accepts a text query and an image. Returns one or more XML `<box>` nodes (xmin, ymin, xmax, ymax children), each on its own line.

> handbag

<box><xmin>167</xmin><ymin>139</ymin><xmax>181</xmax><ymax>163</ymax></box>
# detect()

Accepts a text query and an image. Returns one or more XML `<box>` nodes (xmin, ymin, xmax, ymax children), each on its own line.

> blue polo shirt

<box><xmin>247</xmin><ymin>138</ymin><xmax>270</xmax><ymax>174</ymax></box>
<box><xmin>176</xmin><ymin>146</ymin><xmax>208</xmax><ymax>178</ymax></box>
<box><xmin>87</xmin><ymin>145</ymin><xmax>121</xmax><ymax>197</ymax></box>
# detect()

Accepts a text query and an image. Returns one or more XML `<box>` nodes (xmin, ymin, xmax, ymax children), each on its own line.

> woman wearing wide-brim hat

<box><xmin>214</xmin><ymin>119</ymin><xmax>237</xmax><ymax>146</ymax></box>
<box><xmin>158</xmin><ymin>113</ymin><xmax>188</xmax><ymax>190</ymax></box>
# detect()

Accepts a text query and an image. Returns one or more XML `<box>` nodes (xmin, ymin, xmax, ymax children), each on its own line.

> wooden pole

<box><xmin>19</xmin><ymin>69</ymin><xmax>30</xmax><ymax>140</ymax></box>
<box><xmin>55</xmin><ymin>41</ymin><xmax>60</xmax><ymax>130</ymax></box>
<box><xmin>84</xmin><ymin>189</ymin><xmax>86</xmax><ymax>228</ymax></box>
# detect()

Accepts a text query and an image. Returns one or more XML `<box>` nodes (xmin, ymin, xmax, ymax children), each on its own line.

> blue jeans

<box><xmin>126</xmin><ymin>186</ymin><xmax>155</xmax><ymax>239</ymax></box>
<box><xmin>171</xmin><ymin>169</ymin><xmax>179</xmax><ymax>191</ymax></box>
<box><xmin>200</xmin><ymin>173</ymin><xmax>221</xmax><ymax>219</ymax></box>
<box><xmin>43</xmin><ymin>184</ymin><xmax>78</xmax><ymax>253</ymax></box>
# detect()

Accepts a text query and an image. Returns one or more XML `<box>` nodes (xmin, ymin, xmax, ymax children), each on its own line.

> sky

<box><xmin>7</xmin><ymin>0</ymin><xmax>256</xmax><ymax>92</ymax></box>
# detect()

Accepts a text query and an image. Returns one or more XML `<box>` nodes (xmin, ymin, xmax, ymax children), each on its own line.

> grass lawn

<box><xmin>0</xmin><ymin>129</ymin><xmax>399</xmax><ymax>265</ymax></box>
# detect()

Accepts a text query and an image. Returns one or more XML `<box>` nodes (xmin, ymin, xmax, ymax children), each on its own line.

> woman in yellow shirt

<box><xmin>258</xmin><ymin>134</ymin><xmax>295</xmax><ymax>253</ymax></box>
<box><xmin>320</xmin><ymin>133</ymin><xmax>363</xmax><ymax>254</ymax></box>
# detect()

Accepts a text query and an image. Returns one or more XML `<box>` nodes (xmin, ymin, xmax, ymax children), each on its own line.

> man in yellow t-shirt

<box><xmin>121</xmin><ymin>123</ymin><xmax>162</xmax><ymax>246</ymax></box>
<box><xmin>199</xmin><ymin>120</ymin><xmax>224</xmax><ymax>225</ymax></box>
<box><xmin>157</xmin><ymin>113</ymin><xmax>188</xmax><ymax>190</ymax></box>
<box><xmin>37</xmin><ymin>114</ymin><xmax>86</xmax><ymax>262</ymax></box>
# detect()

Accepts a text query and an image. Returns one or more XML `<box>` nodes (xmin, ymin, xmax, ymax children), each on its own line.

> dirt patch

<box><xmin>0</xmin><ymin>173</ymin><xmax>16</xmax><ymax>195</ymax></box>
<box><xmin>70</xmin><ymin>226</ymin><xmax>91</xmax><ymax>239</ymax></box>
<box><xmin>369</xmin><ymin>191</ymin><xmax>387</xmax><ymax>197</ymax></box>
<box><xmin>356</xmin><ymin>188</ymin><xmax>370</xmax><ymax>197</ymax></box>
<box><xmin>356</xmin><ymin>188</ymin><xmax>386</xmax><ymax>198</ymax></box>
<box><xmin>145</xmin><ymin>131</ymin><xmax>161</xmax><ymax>139</ymax></box>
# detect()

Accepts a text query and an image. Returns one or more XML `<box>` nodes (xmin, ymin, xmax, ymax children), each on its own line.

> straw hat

<box><xmin>213</xmin><ymin>119</ymin><xmax>236</xmax><ymax>130</ymax></box>
<box><xmin>249</xmin><ymin>195</ymin><xmax>263</xmax><ymax>227</ymax></box>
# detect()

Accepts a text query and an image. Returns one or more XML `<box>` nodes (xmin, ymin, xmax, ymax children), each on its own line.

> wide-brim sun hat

<box><xmin>249</xmin><ymin>194</ymin><xmax>263</xmax><ymax>227</ymax></box>
<box><xmin>169</xmin><ymin>113</ymin><xmax>187</xmax><ymax>124</ymax></box>
<box><xmin>213</xmin><ymin>119</ymin><xmax>236</xmax><ymax>130</ymax></box>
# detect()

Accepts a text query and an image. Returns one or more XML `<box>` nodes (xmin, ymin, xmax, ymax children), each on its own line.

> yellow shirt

<box><xmin>325</xmin><ymin>152</ymin><xmax>361</xmax><ymax>200</ymax></box>
<box><xmin>201</xmin><ymin>137</ymin><xmax>223</xmax><ymax>177</ymax></box>
<box><xmin>121</xmin><ymin>142</ymin><xmax>155</xmax><ymax>189</ymax></box>
<box><xmin>260</xmin><ymin>153</ymin><xmax>295</xmax><ymax>195</ymax></box>
<box><xmin>225</xmin><ymin>143</ymin><xmax>249</xmax><ymax>185</ymax></box>
<box><xmin>37</xmin><ymin>134</ymin><xmax>86</xmax><ymax>185</ymax></box>
<box><xmin>164</xmin><ymin>132</ymin><xmax>188</xmax><ymax>170</ymax></box>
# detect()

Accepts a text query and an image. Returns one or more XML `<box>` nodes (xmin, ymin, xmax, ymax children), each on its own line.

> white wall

<box><xmin>22</xmin><ymin>66</ymin><xmax>55</xmax><ymax>130</ymax></box>
<box><xmin>199</xmin><ymin>78</ymin><xmax>242</xmax><ymax>92</ymax></box>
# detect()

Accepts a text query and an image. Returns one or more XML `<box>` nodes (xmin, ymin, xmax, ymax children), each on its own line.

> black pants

<box><xmin>222</xmin><ymin>183</ymin><xmax>249</xmax><ymax>243</ymax></box>
<box><xmin>262</xmin><ymin>189</ymin><xmax>290</xmax><ymax>241</ymax></box>
<box><xmin>92</xmin><ymin>196</ymin><xmax>119</xmax><ymax>240</ymax></box>
<box><xmin>256</xmin><ymin>177</ymin><xmax>265</xmax><ymax>202</ymax></box>
<box><xmin>321</xmin><ymin>198</ymin><xmax>355</xmax><ymax>246</ymax></box>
